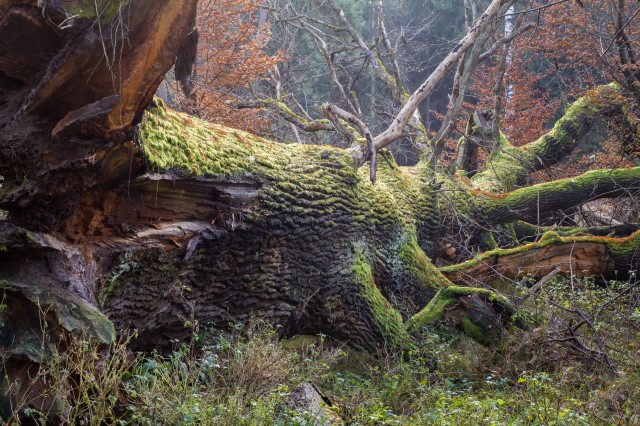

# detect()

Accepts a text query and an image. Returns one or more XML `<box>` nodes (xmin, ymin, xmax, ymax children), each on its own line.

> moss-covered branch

<box><xmin>441</xmin><ymin>230</ymin><xmax>640</xmax><ymax>285</ymax></box>
<box><xmin>471</xmin><ymin>84</ymin><xmax>625</xmax><ymax>192</ymax></box>
<box><xmin>479</xmin><ymin>166</ymin><xmax>640</xmax><ymax>224</ymax></box>
<box><xmin>405</xmin><ymin>286</ymin><xmax>523</xmax><ymax>344</ymax></box>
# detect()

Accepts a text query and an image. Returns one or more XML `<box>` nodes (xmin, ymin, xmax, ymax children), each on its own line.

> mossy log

<box><xmin>0</xmin><ymin>0</ymin><xmax>637</xmax><ymax>356</ymax></box>
<box><xmin>441</xmin><ymin>230</ymin><xmax>640</xmax><ymax>285</ymax></box>
<box><xmin>0</xmin><ymin>95</ymin><xmax>519</xmax><ymax>358</ymax></box>
<box><xmin>99</xmin><ymin>103</ymin><xmax>456</xmax><ymax>351</ymax></box>
<box><xmin>0</xmin><ymin>0</ymin><xmax>518</xmax><ymax>363</ymax></box>
<box><xmin>1</xmin><ymin>0</ymin><xmax>639</xmax><ymax>419</ymax></box>
<box><xmin>478</xmin><ymin>167</ymin><xmax>640</xmax><ymax>224</ymax></box>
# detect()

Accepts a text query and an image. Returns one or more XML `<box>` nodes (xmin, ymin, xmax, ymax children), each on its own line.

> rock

<box><xmin>286</xmin><ymin>382</ymin><xmax>343</xmax><ymax>425</ymax></box>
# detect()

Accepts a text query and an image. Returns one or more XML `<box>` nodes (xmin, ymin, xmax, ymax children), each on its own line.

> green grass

<box><xmin>4</xmin><ymin>276</ymin><xmax>640</xmax><ymax>425</ymax></box>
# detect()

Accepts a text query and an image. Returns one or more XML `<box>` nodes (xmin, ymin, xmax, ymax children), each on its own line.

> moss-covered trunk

<box><xmin>100</xmin><ymin>103</ymin><xmax>458</xmax><ymax>350</ymax></box>
<box><xmin>2</xmin><ymin>0</ymin><xmax>639</xmax><ymax>419</ymax></box>
<box><xmin>0</xmin><ymin>4</ymin><xmax>523</xmax><ymax>417</ymax></box>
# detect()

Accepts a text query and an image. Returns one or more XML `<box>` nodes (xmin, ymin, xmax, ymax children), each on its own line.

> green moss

<box><xmin>138</xmin><ymin>101</ymin><xmax>349</xmax><ymax>182</ymax></box>
<box><xmin>406</xmin><ymin>286</ymin><xmax>518</xmax><ymax>343</ymax></box>
<box><xmin>398</xmin><ymin>233</ymin><xmax>450</xmax><ymax>294</ymax></box>
<box><xmin>538</xmin><ymin>231</ymin><xmax>562</xmax><ymax>245</ymax></box>
<box><xmin>351</xmin><ymin>250</ymin><xmax>411</xmax><ymax>350</ymax></box>
<box><xmin>470</xmin><ymin>131</ymin><xmax>526</xmax><ymax>192</ymax></box>
<box><xmin>606</xmin><ymin>230</ymin><xmax>640</xmax><ymax>270</ymax></box>
<box><xmin>65</xmin><ymin>0</ymin><xmax>130</xmax><ymax>23</ymax></box>
<box><xmin>405</xmin><ymin>288</ymin><xmax>456</xmax><ymax>330</ymax></box>
<box><xmin>460</xmin><ymin>317</ymin><xmax>490</xmax><ymax>344</ymax></box>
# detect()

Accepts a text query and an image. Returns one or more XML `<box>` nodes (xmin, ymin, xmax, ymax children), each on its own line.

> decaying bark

<box><xmin>1</xmin><ymin>0</ymin><xmax>640</xmax><ymax>419</ymax></box>
<box><xmin>441</xmin><ymin>230</ymin><xmax>640</xmax><ymax>286</ymax></box>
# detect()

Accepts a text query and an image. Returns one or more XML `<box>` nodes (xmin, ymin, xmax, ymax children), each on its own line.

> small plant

<box><xmin>7</xmin><ymin>333</ymin><xmax>136</xmax><ymax>425</ymax></box>
<box><xmin>4</xmin><ymin>278</ymin><xmax>640</xmax><ymax>425</ymax></box>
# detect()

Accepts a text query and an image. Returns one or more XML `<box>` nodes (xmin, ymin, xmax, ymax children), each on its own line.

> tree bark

<box><xmin>441</xmin><ymin>230</ymin><xmax>640</xmax><ymax>286</ymax></box>
<box><xmin>0</xmin><ymin>0</ymin><xmax>516</xmax><ymax>372</ymax></box>
<box><xmin>2</xmin><ymin>0</ymin><xmax>640</xmax><ymax>418</ymax></box>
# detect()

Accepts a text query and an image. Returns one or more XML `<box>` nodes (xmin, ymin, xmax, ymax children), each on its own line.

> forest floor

<box><xmin>6</xmin><ymin>275</ymin><xmax>640</xmax><ymax>425</ymax></box>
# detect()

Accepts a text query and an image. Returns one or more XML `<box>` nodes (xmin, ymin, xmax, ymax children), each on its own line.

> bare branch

<box><xmin>231</xmin><ymin>99</ymin><xmax>334</xmax><ymax>132</ymax></box>
<box><xmin>372</xmin><ymin>0</ymin><xmax>510</xmax><ymax>153</ymax></box>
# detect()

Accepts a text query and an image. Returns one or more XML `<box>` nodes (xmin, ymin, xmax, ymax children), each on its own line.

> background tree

<box><xmin>237</xmin><ymin>0</ymin><xmax>534</xmax><ymax>175</ymax></box>
<box><xmin>162</xmin><ymin>0</ymin><xmax>283</xmax><ymax>132</ymax></box>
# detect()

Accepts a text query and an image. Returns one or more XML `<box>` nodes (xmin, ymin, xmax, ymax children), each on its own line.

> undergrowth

<box><xmin>3</xmin><ymin>276</ymin><xmax>639</xmax><ymax>425</ymax></box>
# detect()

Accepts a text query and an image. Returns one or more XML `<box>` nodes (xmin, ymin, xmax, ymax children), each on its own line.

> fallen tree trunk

<box><xmin>1</xmin><ymin>94</ymin><xmax>523</xmax><ymax>419</ymax></box>
<box><xmin>0</xmin><ymin>3</ymin><xmax>524</xmax><ymax>417</ymax></box>
<box><xmin>1</xmin><ymin>0</ymin><xmax>640</xmax><ymax>420</ymax></box>
<box><xmin>441</xmin><ymin>230</ymin><xmax>640</xmax><ymax>286</ymax></box>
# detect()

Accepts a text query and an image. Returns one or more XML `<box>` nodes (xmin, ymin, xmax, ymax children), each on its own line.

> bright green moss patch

<box><xmin>405</xmin><ymin>287</ymin><xmax>457</xmax><ymax>330</ymax></box>
<box><xmin>351</xmin><ymin>250</ymin><xmax>411</xmax><ymax>350</ymax></box>
<box><xmin>398</xmin><ymin>234</ymin><xmax>450</xmax><ymax>293</ymax></box>
<box><xmin>606</xmin><ymin>230</ymin><xmax>640</xmax><ymax>274</ymax></box>
<box><xmin>538</xmin><ymin>230</ymin><xmax>562</xmax><ymax>244</ymax></box>
<box><xmin>406</xmin><ymin>286</ymin><xmax>518</xmax><ymax>343</ymax></box>
<box><xmin>138</xmin><ymin>100</ymin><xmax>347</xmax><ymax>181</ymax></box>
<box><xmin>471</xmin><ymin>131</ymin><xmax>525</xmax><ymax>193</ymax></box>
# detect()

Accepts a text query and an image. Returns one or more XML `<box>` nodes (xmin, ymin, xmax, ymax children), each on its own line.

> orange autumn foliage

<box><xmin>473</xmin><ymin>0</ymin><xmax>639</xmax><ymax>182</ymax></box>
<box><xmin>173</xmin><ymin>0</ymin><xmax>283</xmax><ymax>134</ymax></box>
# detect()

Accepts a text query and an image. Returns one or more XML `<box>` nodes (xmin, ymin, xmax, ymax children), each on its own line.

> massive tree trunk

<box><xmin>0</xmin><ymin>3</ymin><xmax>520</xmax><ymax>415</ymax></box>
<box><xmin>1</xmin><ymin>0</ymin><xmax>639</xmax><ymax>418</ymax></box>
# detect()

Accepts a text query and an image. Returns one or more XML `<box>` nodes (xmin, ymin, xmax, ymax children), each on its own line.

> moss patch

<box><xmin>63</xmin><ymin>0</ymin><xmax>130</xmax><ymax>23</ymax></box>
<box><xmin>406</xmin><ymin>286</ymin><xmax>518</xmax><ymax>343</ymax></box>
<box><xmin>351</xmin><ymin>250</ymin><xmax>411</xmax><ymax>350</ymax></box>
<box><xmin>138</xmin><ymin>100</ymin><xmax>349</xmax><ymax>181</ymax></box>
<box><xmin>440</xmin><ymin>229</ymin><xmax>640</xmax><ymax>277</ymax></box>
<box><xmin>398</xmin><ymin>233</ymin><xmax>450</xmax><ymax>294</ymax></box>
